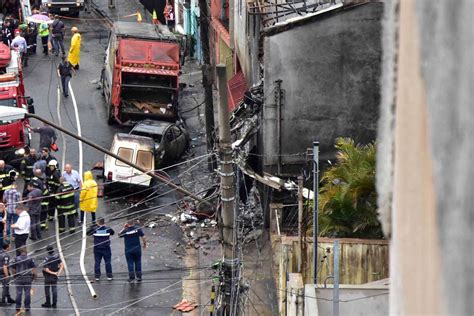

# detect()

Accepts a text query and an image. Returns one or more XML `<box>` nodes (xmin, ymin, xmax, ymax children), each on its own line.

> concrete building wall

<box><xmin>262</xmin><ymin>3</ymin><xmax>383</xmax><ymax>174</ymax></box>
<box><xmin>377</xmin><ymin>0</ymin><xmax>474</xmax><ymax>314</ymax></box>
<box><xmin>305</xmin><ymin>285</ymin><xmax>389</xmax><ymax>315</ymax></box>
<box><xmin>233</xmin><ymin>0</ymin><xmax>261</xmax><ymax>85</ymax></box>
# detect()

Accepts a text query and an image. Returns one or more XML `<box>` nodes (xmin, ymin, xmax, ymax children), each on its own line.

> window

<box><xmin>116</xmin><ymin>147</ymin><xmax>134</xmax><ymax>167</ymax></box>
<box><xmin>136</xmin><ymin>150</ymin><xmax>153</xmax><ymax>171</ymax></box>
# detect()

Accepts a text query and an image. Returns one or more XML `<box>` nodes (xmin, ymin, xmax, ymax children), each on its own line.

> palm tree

<box><xmin>317</xmin><ymin>137</ymin><xmax>383</xmax><ymax>238</ymax></box>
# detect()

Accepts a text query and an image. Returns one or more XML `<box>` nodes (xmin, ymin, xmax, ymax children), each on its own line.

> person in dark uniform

<box><xmin>31</xmin><ymin>124</ymin><xmax>57</xmax><ymax>153</ymax></box>
<box><xmin>87</xmin><ymin>218</ymin><xmax>114</xmax><ymax>281</ymax></box>
<box><xmin>31</xmin><ymin>169</ymin><xmax>50</xmax><ymax>231</ymax></box>
<box><xmin>0</xmin><ymin>160</ymin><xmax>16</xmax><ymax>201</ymax></box>
<box><xmin>0</xmin><ymin>242</ymin><xmax>15</xmax><ymax>306</ymax></box>
<box><xmin>55</xmin><ymin>177</ymin><xmax>76</xmax><ymax>234</ymax></box>
<box><xmin>12</xmin><ymin>247</ymin><xmax>36</xmax><ymax>313</ymax></box>
<box><xmin>26</xmin><ymin>183</ymin><xmax>42</xmax><ymax>240</ymax></box>
<box><xmin>20</xmin><ymin>148</ymin><xmax>38</xmax><ymax>189</ymax></box>
<box><xmin>118</xmin><ymin>220</ymin><xmax>147</xmax><ymax>282</ymax></box>
<box><xmin>46</xmin><ymin>160</ymin><xmax>61</xmax><ymax>222</ymax></box>
<box><xmin>41</xmin><ymin>245</ymin><xmax>63</xmax><ymax>308</ymax></box>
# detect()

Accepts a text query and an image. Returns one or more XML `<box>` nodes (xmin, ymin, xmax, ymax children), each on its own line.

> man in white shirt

<box><xmin>62</xmin><ymin>164</ymin><xmax>82</xmax><ymax>214</ymax></box>
<box><xmin>10</xmin><ymin>205</ymin><xmax>30</xmax><ymax>254</ymax></box>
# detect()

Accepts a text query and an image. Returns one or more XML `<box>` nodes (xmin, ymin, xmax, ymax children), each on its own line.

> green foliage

<box><xmin>316</xmin><ymin>138</ymin><xmax>383</xmax><ymax>239</ymax></box>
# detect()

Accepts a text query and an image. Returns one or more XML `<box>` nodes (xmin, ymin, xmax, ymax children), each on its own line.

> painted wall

<box><xmin>262</xmin><ymin>3</ymin><xmax>383</xmax><ymax>175</ymax></box>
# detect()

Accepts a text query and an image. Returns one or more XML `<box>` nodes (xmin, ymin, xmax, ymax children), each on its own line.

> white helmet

<box><xmin>48</xmin><ymin>160</ymin><xmax>58</xmax><ymax>167</ymax></box>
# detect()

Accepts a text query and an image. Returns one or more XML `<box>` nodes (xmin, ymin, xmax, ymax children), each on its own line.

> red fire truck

<box><xmin>0</xmin><ymin>43</ymin><xmax>34</xmax><ymax>163</ymax></box>
<box><xmin>101</xmin><ymin>21</ymin><xmax>180</xmax><ymax>125</ymax></box>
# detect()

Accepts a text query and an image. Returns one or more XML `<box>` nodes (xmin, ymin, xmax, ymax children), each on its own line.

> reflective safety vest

<box><xmin>0</xmin><ymin>166</ymin><xmax>16</xmax><ymax>192</ymax></box>
<box><xmin>39</xmin><ymin>22</ymin><xmax>49</xmax><ymax>37</ymax></box>
<box><xmin>20</xmin><ymin>155</ymin><xmax>37</xmax><ymax>182</ymax></box>
<box><xmin>31</xmin><ymin>176</ymin><xmax>49</xmax><ymax>207</ymax></box>
<box><xmin>55</xmin><ymin>183</ymin><xmax>76</xmax><ymax>215</ymax></box>
<box><xmin>47</xmin><ymin>170</ymin><xmax>61</xmax><ymax>194</ymax></box>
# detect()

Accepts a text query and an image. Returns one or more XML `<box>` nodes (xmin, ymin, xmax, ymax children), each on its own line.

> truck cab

<box><xmin>45</xmin><ymin>0</ymin><xmax>85</xmax><ymax>16</ymax></box>
<box><xmin>0</xmin><ymin>44</ymin><xmax>34</xmax><ymax>163</ymax></box>
<box><xmin>101</xmin><ymin>22</ymin><xmax>180</xmax><ymax>125</ymax></box>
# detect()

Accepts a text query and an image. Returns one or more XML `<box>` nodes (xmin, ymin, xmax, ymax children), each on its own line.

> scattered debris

<box><xmin>173</xmin><ymin>299</ymin><xmax>197</xmax><ymax>312</ymax></box>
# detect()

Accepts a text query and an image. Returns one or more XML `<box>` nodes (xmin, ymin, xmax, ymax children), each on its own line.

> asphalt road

<box><xmin>3</xmin><ymin>13</ymin><xmax>194</xmax><ymax>316</ymax></box>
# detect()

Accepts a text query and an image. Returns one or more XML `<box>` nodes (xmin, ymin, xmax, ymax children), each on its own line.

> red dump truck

<box><xmin>0</xmin><ymin>43</ymin><xmax>34</xmax><ymax>163</ymax></box>
<box><xmin>101</xmin><ymin>21</ymin><xmax>180</xmax><ymax>125</ymax></box>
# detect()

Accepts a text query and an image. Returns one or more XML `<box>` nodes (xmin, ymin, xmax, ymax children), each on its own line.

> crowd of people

<box><xmin>0</xmin><ymin>134</ymin><xmax>147</xmax><ymax>312</ymax></box>
<box><xmin>1</xmin><ymin>13</ymin><xmax>81</xmax><ymax>77</ymax></box>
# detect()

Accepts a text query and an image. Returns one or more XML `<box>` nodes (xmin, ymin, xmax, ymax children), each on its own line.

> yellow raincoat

<box><xmin>80</xmin><ymin>171</ymin><xmax>98</xmax><ymax>212</ymax></box>
<box><xmin>68</xmin><ymin>32</ymin><xmax>81</xmax><ymax>67</ymax></box>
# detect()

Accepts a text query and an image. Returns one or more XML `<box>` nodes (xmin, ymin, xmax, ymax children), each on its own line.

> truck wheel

<box><xmin>107</xmin><ymin>102</ymin><xmax>116</xmax><ymax>125</ymax></box>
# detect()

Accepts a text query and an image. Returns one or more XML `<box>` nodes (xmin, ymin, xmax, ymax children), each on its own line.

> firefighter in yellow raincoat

<box><xmin>68</xmin><ymin>27</ymin><xmax>81</xmax><ymax>70</ymax></box>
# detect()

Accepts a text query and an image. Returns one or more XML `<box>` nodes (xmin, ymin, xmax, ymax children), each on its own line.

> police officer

<box><xmin>12</xmin><ymin>247</ymin><xmax>36</xmax><ymax>313</ymax></box>
<box><xmin>20</xmin><ymin>148</ymin><xmax>38</xmax><ymax>189</ymax></box>
<box><xmin>0</xmin><ymin>160</ymin><xmax>16</xmax><ymax>201</ymax></box>
<box><xmin>118</xmin><ymin>220</ymin><xmax>147</xmax><ymax>282</ymax></box>
<box><xmin>41</xmin><ymin>245</ymin><xmax>63</xmax><ymax>308</ymax></box>
<box><xmin>31</xmin><ymin>169</ymin><xmax>50</xmax><ymax>230</ymax></box>
<box><xmin>87</xmin><ymin>218</ymin><xmax>114</xmax><ymax>281</ymax></box>
<box><xmin>0</xmin><ymin>242</ymin><xmax>15</xmax><ymax>306</ymax></box>
<box><xmin>47</xmin><ymin>160</ymin><xmax>61</xmax><ymax>222</ymax></box>
<box><xmin>55</xmin><ymin>177</ymin><xmax>76</xmax><ymax>234</ymax></box>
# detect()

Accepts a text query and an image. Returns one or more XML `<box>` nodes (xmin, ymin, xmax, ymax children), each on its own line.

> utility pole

<box><xmin>216</xmin><ymin>64</ymin><xmax>238</xmax><ymax>314</ymax></box>
<box><xmin>298</xmin><ymin>176</ymin><xmax>303</xmax><ymax>273</ymax></box>
<box><xmin>313</xmin><ymin>141</ymin><xmax>319</xmax><ymax>284</ymax></box>
<box><xmin>199</xmin><ymin>0</ymin><xmax>217</xmax><ymax>172</ymax></box>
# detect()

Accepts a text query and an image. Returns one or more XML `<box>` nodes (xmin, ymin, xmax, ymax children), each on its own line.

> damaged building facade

<box><xmin>228</xmin><ymin>1</ymin><xmax>383</xmax><ymax>221</ymax></box>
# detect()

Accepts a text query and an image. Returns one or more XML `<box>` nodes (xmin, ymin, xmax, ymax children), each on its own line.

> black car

<box><xmin>129</xmin><ymin>119</ymin><xmax>189</xmax><ymax>166</ymax></box>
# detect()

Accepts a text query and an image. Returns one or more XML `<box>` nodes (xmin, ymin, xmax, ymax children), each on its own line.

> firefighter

<box><xmin>0</xmin><ymin>160</ymin><xmax>16</xmax><ymax>201</ymax></box>
<box><xmin>20</xmin><ymin>148</ymin><xmax>38</xmax><ymax>196</ymax></box>
<box><xmin>46</xmin><ymin>160</ymin><xmax>61</xmax><ymax>222</ymax></box>
<box><xmin>31</xmin><ymin>169</ymin><xmax>50</xmax><ymax>231</ymax></box>
<box><xmin>55</xmin><ymin>177</ymin><xmax>76</xmax><ymax>234</ymax></box>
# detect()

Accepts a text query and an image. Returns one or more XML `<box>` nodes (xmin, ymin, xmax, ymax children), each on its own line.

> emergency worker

<box><xmin>0</xmin><ymin>242</ymin><xmax>15</xmax><ymax>306</ymax></box>
<box><xmin>20</xmin><ymin>148</ymin><xmax>38</xmax><ymax>188</ymax></box>
<box><xmin>47</xmin><ymin>160</ymin><xmax>61</xmax><ymax>221</ymax></box>
<box><xmin>68</xmin><ymin>26</ymin><xmax>81</xmax><ymax>70</ymax></box>
<box><xmin>12</xmin><ymin>247</ymin><xmax>36</xmax><ymax>313</ymax></box>
<box><xmin>31</xmin><ymin>169</ymin><xmax>50</xmax><ymax>230</ymax></box>
<box><xmin>26</xmin><ymin>183</ymin><xmax>42</xmax><ymax>240</ymax></box>
<box><xmin>0</xmin><ymin>160</ymin><xmax>16</xmax><ymax>201</ymax></box>
<box><xmin>87</xmin><ymin>218</ymin><xmax>114</xmax><ymax>281</ymax></box>
<box><xmin>41</xmin><ymin>245</ymin><xmax>63</xmax><ymax>308</ymax></box>
<box><xmin>25</xmin><ymin>22</ymin><xmax>37</xmax><ymax>55</ymax></box>
<box><xmin>38</xmin><ymin>19</ymin><xmax>49</xmax><ymax>55</ymax></box>
<box><xmin>79</xmin><ymin>171</ymin><xmax>97</xmax><ymax>224</ymax></box>
<box><xmin>55</xmin><ymin>177</ymin><xmax>76</xmax><ymax>234</ymax></box>
<box><xmin>40</xmin><ymin>148</ymin><xmax>57</xmax><ymax>175</ymax></box>
<box><xmin>118</xmin><ymin>220</ymin><xmax>147</xmax><ymax>282</ymax></box>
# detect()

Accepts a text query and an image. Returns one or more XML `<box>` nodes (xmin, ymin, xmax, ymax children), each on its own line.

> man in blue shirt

<box><xmin>62</xmin><ymin>164</ymin><xmax>82</xmax><ymax>214</ymax></box>
<box><xmin>12</xmin><ymin>247</ymin><xmax>36</xmax><ymax>313</ymax></box>
<box><xmin>87</xmin><ymin>218</ymin><xmax>114</xmax><ymax>281</ymax></box>
<box><xmin>119</xmin><ymin>220</ymin><xmax>147</xmax><ymax>282</ymax></box>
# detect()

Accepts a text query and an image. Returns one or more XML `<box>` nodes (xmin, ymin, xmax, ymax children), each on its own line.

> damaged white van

<box><xmin>103</xmin><ymin>133</ymin><xmax>155</xmax><ymax>194</ymax></box>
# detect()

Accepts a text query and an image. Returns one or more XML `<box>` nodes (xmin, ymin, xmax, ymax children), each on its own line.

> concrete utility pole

<box><xmin>313</xmin><ymin>141</ymin><xmax>319</xmax><ymax>284</ymax></box>
<box><xmin>26</xmin><ymin>113</ymin><xmax>212</xmax><ymax>207</ymax></box>
<box><xmin>298</xmin><ymin>176</ymin><xmax>303</xmax><ymax>273</ymax></box>
<box><xmin>216</xmin><ymin>64</ymin><xmax>239</xmax><ymax>314</ymax></box>
<box><xmin>198</xmin><ymin>0</ymin><xmax>216</xmax><ymax>172</ymax></box>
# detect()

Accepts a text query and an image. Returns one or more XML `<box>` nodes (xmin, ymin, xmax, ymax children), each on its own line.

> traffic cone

<box><xmin>137</xmin><ymin>12</ymin><xmax>142</xmax><ymax>23</ymax></box>
<box><xmin>152</xmin><ymin>9</ymin><xmax>158</xmax><ymax>24</ymax></box>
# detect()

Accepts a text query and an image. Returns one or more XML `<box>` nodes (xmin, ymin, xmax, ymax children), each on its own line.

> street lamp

<box><xmin>0</xmin><ymin>106</ymin><xmax>212</xmax><ymax>206</ymax></box>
